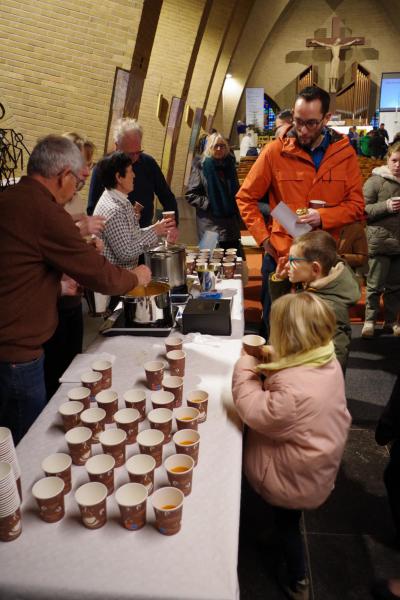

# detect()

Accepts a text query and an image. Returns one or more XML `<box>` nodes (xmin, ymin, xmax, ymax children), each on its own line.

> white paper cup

<box><xmin>164</xmin><ymin>454</ymin><xmax>195</xmax><ymax>496</ymax></box>
<box><xmin>95</xmin><ymin>390</ymin><xmax>118</xmax><ymax>424</ymax></box>
<box><xmin>173</xmin><ymin>429</ymin><xmax>200</xmax><ymax>466</ymax></box>
<box><xmin>148</xmin><ymin>408</ymin><xmax>173</xmax><ymax>443</ymax></box>
<box><xmin>165</xmin><ymin>335</ymin><xmax>183</xmax><ymax>352</ymax></box>
<box><xmin>242</xmin><ymin>334</ymin><xmax>266</xmax><ymax>358</ymax></box>
<box><xmin>67</xmin><ymin>386</ymin><xmax>91</xmax><ymax>409</ymax></box>
<box><xmin>151</xmin><ymin>390</ymin><xmax>175</xmax><ymax>410</ymax></box>
<box><xmin>59</xmin><ymin>400</ymin><xmax>84</xmax><ymax>432</ymax></box>
<box><xmin>65</xmin><ymin>426</ymin><xmax>92</xmax><ymax>465</ymax></box>
<box><xmin>186</xmin><ymin>390</ymin><xmax>209</xmax><ymax>423</ymax></box>
<box><xmin>175</xmin><ymin>406</ymin><xmax>200</xmax><ymax>431</ymax></box>
<box><xmin>80</xmin><ymin>371</ymin><xmax>103</xmax><ymax>401</ymax></box>
<box><xmin>99</xmin><ymin>428</ymin><xmax>127</xmax><ymax>467</ymax></box>
<box><xmin>115</xmin><ymin>482</ymin><xmax>148</xmax><ymax>531</ymax></box>
<box><xmin>166</xmin><ymin>350</ymin><xmax>186</xmax><ymax>377</ymax></box>
<box><xmin>137</xmin><ymin>429</ymin><xmax>164</xmax><ymax>467</ymax></box>
<box><xmin>113</xmin><ymin>408</ymin><xmax>140</xmax><ymax>444</ymax></box>
<box><xmin>41</xmin><ymin>453</ymin><xmax>72</xmax><ymax>494</ymax></box>
<box><xmin>152</xmin><ymin>487</ymin><xmax>184</xmax><ymax>535</ymax></box>
<box><xmin>80</xmin><ymin>407</ymin><xmax>106</xmax><ymax>443</ymax></box>
<box><xmin>75</xmin><ymin>482</ymin><xmax>108</xmax><ymax>529</ymax></box>
<box><xmin>32</xmin><ymin>476</ymin><xmax>65</xmax><ymax>523</ymax></box>
<box><xmin>144</xmin><ymin>361</ymin><xmax>166</xmax><ymax>391</ymax></box>
<box><xmin>162</xmin><ymin>375</ymin><xmax>184</xmax><ymax>408</ymax></box>
<box><xmin>126</xmin><ymin>454</ymin><xmax>156</xmax><ymax>494</ymax></box>
<box><xmin>123</xmin><ymin>389</ymin><xmax>147</xmax><ymax>421</ymax></box>
<box><xmin>91</xmin><ymin>360</ymin><xmax>112</xmax><ymax>390</ymax></box>
<box><xmin>85</xmin><ymin>453</ymin><xmax>115</xmax><ymax>495</ymax></box>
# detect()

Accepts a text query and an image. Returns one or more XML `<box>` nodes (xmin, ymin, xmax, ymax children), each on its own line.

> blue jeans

<box><xmin>0</xmin><ymin>355</ymin><xmax>47</xmax><ymax>445</ymax></box>
<box><xmin>260</xmin><ymin>253</ymin><xmax>277</xmax><ymax>338</ymax></box>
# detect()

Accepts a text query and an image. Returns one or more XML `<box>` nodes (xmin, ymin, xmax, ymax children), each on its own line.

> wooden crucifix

<box><xmin>306</xmin><ymin>16</ymin><xmax>365</xmax><ymax>93</ymax></box>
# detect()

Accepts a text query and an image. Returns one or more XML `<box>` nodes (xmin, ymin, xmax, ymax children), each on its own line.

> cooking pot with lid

<box><xmin>144</xmin><ymin>244</ymin><xmax>186</xmax><ymax>290</ymax></box>
<box><xmin>121</xmin><ymin>281</ymin><xmax>173</xmax><ymax>327</ymax></box>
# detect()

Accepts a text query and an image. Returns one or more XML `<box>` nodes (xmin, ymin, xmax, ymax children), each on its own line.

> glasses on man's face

<box><xmin>293</xmin><ymin>117</ymin><xmax>324</xmax><ymax>130</ymax></box>
<box><xmin>70</xmin><ymin>171</ymin><xmax>85</xmax><ymax>191</ymax></box>
<box><xmin>288</xmin><ymin>256</ymin><xmax>311</xmax><ymax>266</ymax></box>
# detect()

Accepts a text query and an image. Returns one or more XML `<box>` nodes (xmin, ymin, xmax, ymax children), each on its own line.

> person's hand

<box><xmin>92</xmin><ymin>236</ymin><xmax>104</xmax><ymax>253</ymax></box>
<box><xmin>60</xmin><ymin>275</ymin><xmax>82</xmax><ymax>297</ymax></box>
<box><xmin>131</xmin><ymin>264</ymin><xmax>152</xmax><ymax>287</ymax></box>
<box><xmin>76</xmin><ymin>215</ymin><xmax>107</xmax><ymax>237</ymax></box>
<box><xmin>153</xmin><ymin>218</ymin><xmax>176</xmax><ymax>237</ymax></box>
<box><xmin>387</xmin><ymin>198</ymin><xmax>400</xmax><ymax>213</ymax></box>
<box><xmin>166</xmin><ymin>227</ymin><xmax>179</xmax><ymax>244</ymax></box>
<box><xmin>133</xmin><ymin>202</ymin><xmax>144</xmax><ymax>217</ymax></box>
<box><xmin>260</xmin><ymin>344</ymin><xmax>276</xmax><ymax>362</ymax></box>
<box><xmin>275</xmin><ymin>255</ymin><xmax>289</xmax><ymax>279</ymax></box>
<box><xmin>297</xmin><ymin>208</ymin><xmax>321</xmax><ymax>228</ymax></box>
<box><xmin>262</xmin><ymin>237</ymin><xmax>278</xmax><ymax>261</ymax></box>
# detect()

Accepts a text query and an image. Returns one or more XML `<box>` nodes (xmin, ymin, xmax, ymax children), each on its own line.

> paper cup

<box><xmin>242</xmin><ymin>334</ymin><xmax>266</xmax><ymax>359</ymax></box>
<box><xmin>65</xmin><ymin>426</ymin><xmax>92</xmax><ymax>465</ymax></box>
<box><xmin>32</xmin><ymin>476</ymin><xmax>65</xmax><ymax>523</ymax></box>
<box><xmin>0</xmin><ymin>427</ymin><xmax>22</xmax><ymax>499</ymax></box>
<box><xmin>144</xmin><ymin>361</ymin><xmax>166</xmax><ymax>391</ymax></box>
<box><xmin>152</xmin><ymin>487</ymin><xmax>184</xmax><ymax>536</ymax></box>
<box><xmin>59</xmin><ymin>400</ymin><xmax>84</xmax><ymax>432</ymax></box>
<box><xmin>0</xmin><ymin>508</ymin><xmax>22</xmax><ymax>542</ymax></box>
<box><xmin>162</xmin><ymin>376</ymin><xmax>183</xmax><ymax>408</ymax></box>
<box><xmin>115</xmin><ymin>483</ymin><xmax>148</xmax><ymax>531</ymax></box>
<box><xmin>226</xmin><ymin>248</ymin><xmax>238</xmax><ymax>255</ymax></box>
<box><xmin>223</xmin><ymin>262</ymin><xmax>235</xmax><ymax>278</ymax></box>
<box><xmin>186</xmin><ymin>390</ymin><xmax>209</xmax><ymax>423</ymax></box>
<box><xmin>137</xmin><ymin>429</ymin><xmax>164</xmax><ymax>468</ymax></box>
<box><xmin>0</xmin><ymin>463</ymin><xmax>20</xmax><ymax>528</ymax></box>
<box><xmin>151</xmin><ymin>390</ymin><xmax>175</xmax><ymax>411</ymax></box>
<box><xmin>95</xmin><ymin>390</ymin><xmax>118</xmax><ymax>424</ymax></box>
<box><xmin>67</xmin><ymin>386</ymin><xmax>91</xmax><ymax>410</ymax></box>
<box><xmin>175</xmin><ymin>406</ymin><xmax>200</xmax><ymax>431</ymax></box>
<box><xmin>164</xmin><ymin>454</ymin><xmax>194</xmax><ymax>497</ymax></box>
<box><xmin>309</xmin><ymin>199</ymin><xmax>326</xmax><ymax>209</ymax></box>
<box><xmin>99</xmin><ymin>428</ymin><xmax>127</xmax><ymax>467</ymax></box>
<box><xmin>165</xmin><ymin>335</ymin><xmax>183</xmax><ymax>353</ymax></box>
<box><xmin>85</xmin><ymin>454</ymin><xmax>115</xmax><ymax>496</ymax></box>
<box><xmin>80</xmin><ymin>371</ymin><xmax>102</xmax><ymax>402</ymax></box>
<box><xmin>41</xmin><ymin>453</ymin><xmax>72</xmax><ymax>494</ymax></box>
<box><xmin>166</xmin><ymin>350</ymin><xmax>186</xmax><ymax>377</ymax></box>
<box><xmin>148</xmin><ymin>408</ymin><xmax>173</xmax><ymax>443</ymax></box>
<box><xmin>75</xmin><ymin>481</ymin><xmax>107</xmax><ymax>529</ymax></box>
<box><xmin>80</xmin><ymin>407</ymin><xmax>106</xmax><ymax>443</ymax></box>
<box><xmin>126</xmin><ymin>454</ymin><xmax>156</xmax><ymax>495</ymax></box>
<box><xmin>113</xmin><ymin>408</ymin><xmax>140</xmax><ymax>444</ymax></box>
<box><xmin>173</xmin><ymin>429</ymin><xmax>200</xmax><ymax>466</ymax></box>
<box><xmin>123</xmin><ymin>389</ymin><xmax>147</xmax><ymax>422</ymax></box>
<box><xmin>91</xmin><ymin>359</ymin><xmax>112</xmax><ymax>390</ymax></box>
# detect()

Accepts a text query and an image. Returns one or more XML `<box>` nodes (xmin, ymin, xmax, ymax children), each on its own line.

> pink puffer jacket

<box><xmin>232</xmin><ymin>354</ymin><xmax>351</xmax><ymax>510</ymax></box>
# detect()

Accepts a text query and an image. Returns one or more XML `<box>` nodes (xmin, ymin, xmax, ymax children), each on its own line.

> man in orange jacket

<box><xmin>236</xmin><ymin>85</ymin><xmax>365</xmax><ymax>334</ymax></box>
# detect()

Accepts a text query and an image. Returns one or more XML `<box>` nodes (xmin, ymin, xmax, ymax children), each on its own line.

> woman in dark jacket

<box><xmin>185</xmin><ymin>132</ymin><xmax>243</xmax><ymax>255</ymax></box>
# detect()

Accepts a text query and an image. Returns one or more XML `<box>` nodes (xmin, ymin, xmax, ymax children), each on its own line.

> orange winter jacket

<box><xmin>236</xmin><ymin>128</ymin><xmax>365</xmax><ymax>257</ymax></box>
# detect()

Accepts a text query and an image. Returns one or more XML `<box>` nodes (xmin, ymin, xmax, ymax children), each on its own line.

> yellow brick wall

<box><xmin>0</xmin><ymin>0</ymin><xmax>143</xmax><ymax>207</ymax></box>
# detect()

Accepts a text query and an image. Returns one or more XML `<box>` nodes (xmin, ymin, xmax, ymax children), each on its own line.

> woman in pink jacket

<box><xmin>232</xmin><ymin>292</ymin><xmax>351</xmax><ymax>600</ymax></box>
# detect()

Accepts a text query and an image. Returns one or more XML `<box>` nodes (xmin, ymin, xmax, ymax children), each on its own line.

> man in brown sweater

<box><xmin>0</xmin><ymin>135</ymin><xmax>151</xmax><ymax>444</ymax></box>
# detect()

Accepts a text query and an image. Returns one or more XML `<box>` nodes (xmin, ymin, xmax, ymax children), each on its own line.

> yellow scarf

<box><xmin>257</xmin><ymin>341</ymin><xmax>335</xmax><ymax>373</ymax></box>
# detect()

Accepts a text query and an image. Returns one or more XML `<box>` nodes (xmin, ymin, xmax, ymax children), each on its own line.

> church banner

<box><xmin>246</xmin><ymin>88</ymin><xmax>264</xmax><ymax>130</ymax></box>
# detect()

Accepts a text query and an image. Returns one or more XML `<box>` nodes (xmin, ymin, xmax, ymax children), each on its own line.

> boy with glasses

<box><xmin>236</xmin><ymin>85</ymin><xmax>364</xmax><ymax>336</ymax></box>
<box><xmin>269</xmin><ymin>230</ymin><xmax>360</xmax><ymax>372</ymax></box>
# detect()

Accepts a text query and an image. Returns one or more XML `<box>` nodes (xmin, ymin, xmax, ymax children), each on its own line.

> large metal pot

<box><xmin>121</xmin><ymin>281</ymin><xmax>173</xmax><ymax>327</ymax></box>
<box><xmin>144</xmin><ymin>244</ymin><xmax>186</xmax><ymax>289</ymax></box>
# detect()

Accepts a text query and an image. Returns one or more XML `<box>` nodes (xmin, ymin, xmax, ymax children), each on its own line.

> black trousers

<box><xmin>273</xmin><ymin>506</ymin><xmax>306</xmax><ymax>584</ymax></box>
<box><xmin>384</xmin><ymin>439</ymin><xmax>400</xmax><ymax>540</ymax></box>
<box><xmin>43</xmin><ymin>304</ymin><xmax>83</xmax><ymax>401</ymax></box>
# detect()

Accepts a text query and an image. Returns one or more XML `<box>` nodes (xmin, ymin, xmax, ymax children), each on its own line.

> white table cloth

<box><xmin>0</xmin><ymin>282</ymin><xmax>245</xmax><ymax>600</ymax></box>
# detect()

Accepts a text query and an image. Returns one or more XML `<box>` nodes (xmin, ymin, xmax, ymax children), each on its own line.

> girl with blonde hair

<box><xmin>232</xmin><ymin>292</ymin><xmax>351</xmax><ymax>600</ymax></box>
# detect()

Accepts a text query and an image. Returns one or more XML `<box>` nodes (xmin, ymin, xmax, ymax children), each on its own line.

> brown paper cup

<box><xmin>187</xmin><ymin>390</ymin><xmax>209</xmax><ymax>423</ymax></box>
<box><xmin>175</xmin><ymin>406</ymin><xmax>200</xmax><ymax>431</ymax></box>
<box><xmin>123</xmin><ymin>389</ymin><xmax>147</xmax><ymax>422</ymax></box>
<box><xmin>165</xmin><ymin>335</ymin><xmax>183</xmax><ymax>353</ymax></box>
<box><xmin>80</xmin><ymin>371</ymin><xmax>103</xmax><ymax>402</ymax></box>
<box><xmin>151</xmin><ymin>390</ymin><xmax>175</xmax><ymax>411</ymax></box>
<box><xmin>115</xmin><ymin>483</ymin><xmax>148</xmax><ymax>531</ymax></box>
<box><xmin>80</xmin><ymin>407</ymin><xmax>106</xmax><ymax>443</ymax></box>
<box><xmin>41</xmin><ymin>453</ymin><xmax>72</xmax><ymax>494</ymax></box>
<box><xmin>75</xmin><ymin>482</ymin><xmax>107</xmax><ymax>529</ymax></box>
<box><xmin>67</xmin><ymin>386</ymin><xmax>91</xmax><ymax>410</ymax></box>
<box><xmin>126</xmin><ymin>454</ymin><xmax>156</xmax><ymax>495</ymax></box>
<box><xmin>95</xmin><ymin>390</ymin><xmax>118</xmax><ymax>424</ymax></box>
<box><xmin>144</xmin><ymin>361</ymin><xmax>166</xmax><ymax>391</ymax></box>
<box><xmin>0</xmin><ymin>507</ymin><xmax>22</xmax><ymax>542</ymax></box>
<box><xmin>309</xmin><ymin>199</ymin><xmax>326</xmax><ymax>209</ymax></box>
<box><xmin>85</xmin><ymin>454</ymin><xmax>115</xmax><ymax>496</ymax></box>
<box><xmin>137</xmin><ymin>429</ymin><xmax>164</xmax><ymax>468</ymax></box>
<box><xmin>113</xmin><ymin>408</ymin><xmax>140</xmax><ymax>444</ymax></box>
<box><xmin>166</xmin><ymin>350</ymin><xmax>186</xmax><ymax>377</ymax></box>
<box><xmin>164</xmin><ymin>454</ymin><xmax>194</xmax><ymax>497</ymax></box>
<box><xmin>58</xmin><ymin>401</ymin><xmax>84</xmax><ymax>432</ymax></box>
<box><xmin>99</xmin><ymin>428</ymin><xmax>127</xmax><ymax>468</ymax></box>
<box><xmin>242</xmin><ymin>334</ymin><xmax>266</xmax><ymax>359</ymax></box>
<box><xmin>223</xmin><ymin>262</ymin><xmax>235</xmax><ymax>279</ymax></box>
<box><xmin>148</xmin><ymin>408</ymin><xmax>173</xmax><ymax>443</ymax></box>
<box><xmin>65</xmin><ymin>426</ymin><xmax>92</xmax><ymax>465</ymax></box>
<box><xmin>152</xmin><ymin>487</ymin><xmax>184</xmax><ymax>536</ymax></box>
<box><xmin>162</xmin><ymin>376</ymin><xmax>183</xmax><ymax>408</ymax></box>
<box><xmin>32</xmin><ymin>476</ymin><xmax>65</xmax><ymax>523</ymax></box>
<box><xmin>173</xmin><ymin>429</ymin><xmax>200</xmax><ymax>466</ymax></box>
<box><xmin>91</xmin><ymin>359</ymin><xmax>112</xmax><ymax>390</ymax></box>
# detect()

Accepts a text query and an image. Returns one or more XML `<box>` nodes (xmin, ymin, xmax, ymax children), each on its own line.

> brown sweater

<box><xmin>0</xmin><ymin>177</ymin><xmax>138</xmax><ymax>362</ymax></box>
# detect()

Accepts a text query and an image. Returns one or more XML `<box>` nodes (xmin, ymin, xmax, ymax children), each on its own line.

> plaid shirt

<box><xmin>93</xmin><ymin>188</ymin><xmax>158</xmax><ymax>269</ymax></box>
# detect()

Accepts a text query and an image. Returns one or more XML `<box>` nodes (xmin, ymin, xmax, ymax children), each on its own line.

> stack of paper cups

<box><xmin>0</xmin><ymin>462</ymin><xmax>22</xmax><ymax>541</ymax></box>
<box><xmin>0</xmin><ymin>428</ymin><xmax>21</xmax><ymax>500</ymax></box>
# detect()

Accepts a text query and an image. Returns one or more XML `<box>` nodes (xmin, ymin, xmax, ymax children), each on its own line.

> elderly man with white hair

<box><xmin>0</xmin><ymin>135</ymin><xmax>151</xmax><ymax>445</ymax></box>
<box><xmin>87</xmin><ymin>118</ymin><xmax>178</xmax><ymax>228</ymax></box>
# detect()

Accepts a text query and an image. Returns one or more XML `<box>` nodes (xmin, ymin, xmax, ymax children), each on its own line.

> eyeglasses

<box><xmin>293</xmin><ymin>117</ymin><xmax>324</xmax><ymax>130</ymax></box>
<box><xmin>214</xmin><ymin>144</ymin><xmax>227</xmax><ymax>150</ymax></box>
<box><xmin>288</xmin><ymin>256</ymin><xmax>311</xmax><ymax>265</ymax></box>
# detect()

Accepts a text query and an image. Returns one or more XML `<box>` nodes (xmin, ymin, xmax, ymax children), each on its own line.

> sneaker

<box><xmin>281</xmin><ymin>577</ymin><xmax>310</xmax><ymax>600</ymax></box>
<box><xmin>362</xmin><ymin>322</ymin><xmax>375</xmax><ymax>338</ymax></box>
